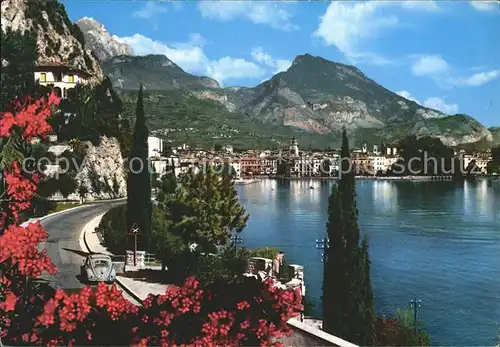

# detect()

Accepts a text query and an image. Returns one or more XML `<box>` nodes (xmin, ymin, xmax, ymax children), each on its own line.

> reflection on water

<box><xmin>237</xmin><ymin>179</ymin><xmax>500</xmax><ymax>346</ymax></box>
<box><xmin>372</xmin><ymin>180</ymin><xmax>398</xmax><ymax>214</ymax></box>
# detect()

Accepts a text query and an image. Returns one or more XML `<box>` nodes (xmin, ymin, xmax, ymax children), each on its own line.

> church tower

<box><xmin>289</xmin><ymin>137</ymin><xmax>299</xmax><ymax>157</ymax></box>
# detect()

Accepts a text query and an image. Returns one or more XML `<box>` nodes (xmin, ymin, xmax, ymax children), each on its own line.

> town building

<box><xmin>148</xmin><ymin>136</ymin><xmax>164</xmax><ymax>158</ymax></box>
<box><xmin>352</xmin><ymin>152</ymin><xmax>372</xmax><ymax>175</ymax></box>
<box><xmin>362</xmin><ymin>143</ymin><xmax>367</xmax><ymax>154</ymax></box>
<box><xmin>150</xmin><ymin>156</ymin><xmax>180</xmax><ymax>177</ymax></box>
<box><xmin>292</xmin><ymin>156</ymin><xmax>315</xmax><ymax>177</ymax></box>
<box><xmin>34</xmin><ymin>62</ymin><xmax>92</xmax><ymax>98</ymax></box>
<box><xmin>240</xmin><ymin>157</ymin><xmax>261</xmax><ymax>177</ymax></box>
<box><xmin>260</xmin><ymin>156</ymin><xmax>278</xmax><ymax>175</ymax></box>
<box><xmin>369</xmin><ymin>155</ymin><xmax>386</xmax><ymax>175</ymax></box>
<box><xmin>222</xmin><ymin>145</ymin><xmax>233</xmax><ymax>154</ymax></box>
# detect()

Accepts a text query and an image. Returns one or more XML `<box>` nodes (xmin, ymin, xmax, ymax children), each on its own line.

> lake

<box><xmin>236</xmin><ymin>178</ymin><xmax>500</xmax><ymax>346</ymax></box>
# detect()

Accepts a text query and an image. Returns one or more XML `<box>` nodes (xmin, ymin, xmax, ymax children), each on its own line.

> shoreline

<box><xmin>242</xmin><ymin>175</ymin><xmax>498</xmax><ymax>182</ymax></box>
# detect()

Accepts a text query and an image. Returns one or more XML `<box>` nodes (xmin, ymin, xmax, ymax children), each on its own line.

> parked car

<box><xmin>81</xmin><ymin>254</ymin><xmax>116</xmax><ymax>283</ymax></box>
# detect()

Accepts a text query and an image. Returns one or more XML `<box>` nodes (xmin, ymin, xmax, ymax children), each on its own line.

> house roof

<box><xmin>36</xmin><ymin>59</ymin><xmax>93</xmax><ymax>77</ymax></box>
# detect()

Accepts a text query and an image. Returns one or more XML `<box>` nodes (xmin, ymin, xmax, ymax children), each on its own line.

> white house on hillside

<box><xmin>34</xmin><ymin>61</ymin><xmax>92</xmax><ymax>98</ymax></box>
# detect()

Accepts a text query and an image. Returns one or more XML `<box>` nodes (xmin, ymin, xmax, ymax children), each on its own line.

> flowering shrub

<box><xmin>0</xmin><ymin>94</ymin><xmax>302</xmax><ymax>346</ymax></box>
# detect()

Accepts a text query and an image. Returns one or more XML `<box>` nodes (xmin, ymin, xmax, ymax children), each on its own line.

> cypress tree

<box><xmin>322</xmin><ymin>128</ymin><xmax>375</xmax><ymax>344</ymax></box>
<box><xmin>126</xmin><ymin>84</ymin><xmax>152</xmax><ymax>250</ymax></box>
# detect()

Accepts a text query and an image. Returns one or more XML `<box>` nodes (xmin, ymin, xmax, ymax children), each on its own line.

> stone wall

<box><xmin>278</xmin><ymin>318</ymin><xmax>358</xmax><ymax>347</ymax></box>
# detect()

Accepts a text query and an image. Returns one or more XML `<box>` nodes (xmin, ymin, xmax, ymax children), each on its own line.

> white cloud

<box><xmin>133</xmin><ymin>1</ymin><xmax>168</xmax><ymax>19</ymax></box>
<box><xmin>457</xmin><ymin>69</ymin><xmax>500</xmax><ymax>87</ymax></box>
<box><xmin>197</xmin><ymin>1</ymin><xmax>298</xmax><ymax>31</ymax></box>
<box><xmin>206</xmin><ymin>57</ymin><xmax>266</xmax><ymax>85</ymax></box>
<box><xmin>411</xmin><ymin>55</ymin><xmax>450</xmax><ymax>77</ymax></box>
<box><xmin>116</xmin><ymin>34</ymin><xmax>265</xmax><ymax>85</ymax></box>
<box><xmin>470</xmin><ymin>1</ymin><xmax>499</xmax><ymax>12</ymax></box>
<box><xmin>396</xmin><ymin>90</ymin><xmax>420</xmax><ymax>104</ymax></box>
<box><xmin>251</xmin><ymin>47</ymin><xmax>292</xmax><ymax>74</ymax></box>
<box><xmin>314</xmin><ymin>2</ymin><xmax>398</xmax><ymax>59</ymax></box>
<box><xmin>423</xmin><ymin>97</ymin><xmax>459</xmax><ymax>114</ymax></box>
<box><xmin>313</xmin><ymin>1</ymin><xmax>439</xmax><ymax>66</ymax></box>
<box><xmin>401</xmin><ymin>1</ymin><xmax>440</xmax><ymax>12</ymax></box>
<box><xmin>396</xmin><ymin>91</ymin><xmax>459</xmax><ymax>114</ymax></box>
<box><xmin>411</xmin><ymin>55</ymin><xmax>499</xmax><ymax>88</ymax></box>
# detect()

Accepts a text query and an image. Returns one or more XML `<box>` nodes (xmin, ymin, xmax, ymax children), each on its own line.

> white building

<box><xmin>223</xmin><ymin>145</ymin><xmax>233</xmax><ymax>154</ymax></box>
<box><xmin>329</xmin><ymin>154</ymin><xmax>340</xmax><ymax>173</ymax></box>
<box><xmin>292</xmin><ymin>156</ymin><xmax>315</xmax><ymax>177</ymax></box>
<box><xmin>150</xmin><ymin>156</ymin><xmax>180</xmax><ymax>177</ymax></box>
<box><xmin>34</xmin><ymin>62</ymin><xmax>91</xmax><ymax>98</ymax></box>
<box><xmin>148</xmin><ymin>136</ymin><xmax>164</xmax><ymax>158</ymax></box>
<box><xmin>386</xmin><ymin>147</ymin><xmax>399</xmax><ymax>156</ymax></box>
<box><xmin>369</xmin><ymin>156</ymin><xmax>386</xmax><ymax>175</ymax></box>
<box><xmin>230</xmin><ymin>161</ymin><xmax>241</xmax><ymax>179</ymax></box>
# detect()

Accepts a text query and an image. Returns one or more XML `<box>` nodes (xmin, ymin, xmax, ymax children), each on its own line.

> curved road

<box><xmin>40</xmin><ymin>201</ymin><xmax>125</xmax><ymax>289</ymax></box>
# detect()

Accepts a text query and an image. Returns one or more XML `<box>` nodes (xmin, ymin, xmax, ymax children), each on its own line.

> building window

<box><xmin>54</xmin><ymin>72</ymin><xmax>62</xmax><ymax>82</ymax></box>
<box><xmin>40</xmin><ymin>73</ymin><xmax>46</xmax><ymax>82</ymax></box>
<box><xmin>68</xmin><ymin>75</ymin><xmax>75</xmax><ymax>83</ymax></box>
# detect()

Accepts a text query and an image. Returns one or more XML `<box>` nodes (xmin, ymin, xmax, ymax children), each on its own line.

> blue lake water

<box><xmin>236</xmin><ymin>179</ymin><xmax>500</xmax><ymax>346</ymax></box>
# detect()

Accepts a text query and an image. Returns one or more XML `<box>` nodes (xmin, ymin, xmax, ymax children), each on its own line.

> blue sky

<box><xmin>62</xmin><ymin>0</ymin><xmax>499</xmax><ymax>127</ymax></box>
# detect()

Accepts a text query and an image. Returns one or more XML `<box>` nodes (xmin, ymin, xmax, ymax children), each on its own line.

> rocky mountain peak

<box><xmin>102</xmin><ymin>54</ymin><xmax>220</xmax><ymax>90</ymax></box>
<box><xmin>1</xmin><ymin>0</ymin><xmax>103</xmax><ymax>81</ymax></box>
<box><xmin>75</xmin><ymin>16</ymin><xmax>133</xmax><ymax>62</ymax></box>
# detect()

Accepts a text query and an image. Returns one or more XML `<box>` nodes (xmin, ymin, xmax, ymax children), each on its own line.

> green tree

<box><xmin>391</xmin><ymin>136</ymin><xmax>455</xmax><ymax>176</ymax></box>
<box><xmin>57</xmin><ymin>173</ymin><xmax>78</xmax><ymax>199</ymax></box>
<box><xmin>322</xmin><ymin>128</ymin><xmax>375</xmax><ymax>345</ymax></box>
<box><xmin>374</xmin><ymin>309</ymin><xmax>431</xmax><ymax>346</ymax></box>
<box><xmin>152</xmin><ymin>167</ymin><xmax>248</xmax><ymax>277</ymax></box>
<box><xmin>487</xmin><ymin>146</ymin><xmax>500</xmax><ymax>175</ymax></box>
<box><xmin>0</xmin><ymin>28</ymin><xmax>37</xmax><ymax>113</ymax></box>
<box><xmin>78</xmin><ymin>183</ymin><xmax>88</xmax><ymax>204</ymax></box>
<box><xmin>127</xmin><ymin>84</ymin><xmax>152</xmax><ymax>251</ymax></box>
<box><xmin>214</xmin><ymin>143</ymin><xmax>223</xmax><ymax>151</ymax></box>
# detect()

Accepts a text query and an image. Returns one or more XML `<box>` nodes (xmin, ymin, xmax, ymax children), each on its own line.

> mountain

<box><xmin>235</xmin><ymin>54</ymin><xmax>491</xmax><ymax>145</ymax></box>
<box><xmin>1</xmin><ymin>0</ymin><xmax>102</xmax><ymax>80</ymax></box>
<box><xmin>102</xmin><ymin>52</ymin><xmax>494</xmax><ymax>147</ymax></box>
<box><xmin>75</xmin><ymin>17</ymin><xmax>133</xmax><ymax>62</ymax></box>
<box><xmin>117</xmin><ymin>88</ymin><xmax>333</xmax><ymax>150</ymax></box>
<box><xmin>102</xmin><ymin>55</ymin><xmax>220</xmax><ymax>90</ymax></box>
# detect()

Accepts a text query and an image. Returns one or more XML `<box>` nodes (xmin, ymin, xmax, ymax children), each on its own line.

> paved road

<box><xmin>40</xmin><ymin>201</ymin><xmax>125</xmax><ymax>289</ymax></box>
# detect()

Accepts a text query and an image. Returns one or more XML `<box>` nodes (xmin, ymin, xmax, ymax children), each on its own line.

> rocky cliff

<box><xmin>76</xmin><ymin>136</ymin><xmax>127</xmax><ymax>201</ymax></box>
<box><xmin>49</xmin><ymin>137</ymin><xmax>127</xmax><ymax>201</ymax></box>
<box><xmin>75</xmin><ymin>17</ymin><xmax>133</xmax><ymax>62</ymax></box>
<box><xmin>1</xmin><ymin>0</ymin><xmax>103</xmax><ymax>80</ymax></box>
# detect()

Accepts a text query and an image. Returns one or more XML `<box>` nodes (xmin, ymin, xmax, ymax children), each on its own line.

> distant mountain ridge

<box><xmin>76</xmin><ymin>16</ymin><xmax>495</xmax><ymax>148</ymax></box>
<box><xmin>102</xmin><ymin>54</ymin><xmax>220</xmax><ymax>90</ymax></box>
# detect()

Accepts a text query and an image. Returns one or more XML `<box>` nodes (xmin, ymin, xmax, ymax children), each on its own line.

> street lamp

<box><xmin>409</xmin><ymin>298</ymin><xmax>422</xmax><ymax>332</ymax></box>
<box><xmin>230</xmin><ymin>234</ymin><xmax>243</xmax><ymax>255</ymax></box>
<box><xmin>315</xmin><ymin>237</ymin><xmax>329</xmax><ymax>263</ymax></box>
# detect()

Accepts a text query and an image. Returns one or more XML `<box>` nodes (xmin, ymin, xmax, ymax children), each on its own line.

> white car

<box><xmin>81</xmin><ymin>254</ymin><xmax>116</xmax><ymax>283</ymax></box>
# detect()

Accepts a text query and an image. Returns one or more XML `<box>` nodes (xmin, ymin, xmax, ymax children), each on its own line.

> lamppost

<box><xmin>315</xmin><ymin>237</ymin><xmax>329</xmax><ymax>263</ymax></box>
<box><xmin>409</xmin><ymin>298</ymin><xmax>422</xmax><ymax>332</ymax></box>
<box><xmin>230</xmin><ymin>234</ymin><xmax>243</xmax><ymax>255</ymax></box>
